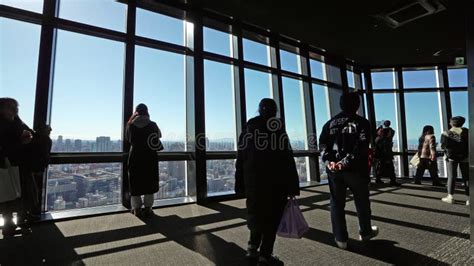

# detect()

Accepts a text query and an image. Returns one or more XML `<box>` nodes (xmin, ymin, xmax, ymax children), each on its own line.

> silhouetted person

<box><xmin>441</xmin><ymin>116</ymin><xmax>469</xmax><ymax>205</ymax></box>
<box><xmin>414</xmin><ymin>125</ymin><xmax>442</xmax><ymax>186</ymax></box>
<box><xmin>0</xmin><ymin>98</ymin><xmax>33</xmax><ymax>237</ymax></box>
<box><xmin>374</xmin><ymin>120</ymin><xmax>400</xmax><ymax>186</ymax></box>
<box><xmin>25</xmin><ymin>125</ymin><xmax>53</xmax><ymax>218</ymax></box>
<box><xmin>319</xmin><ymin>92</ymin><xmax>378</xmax><ymax>250</ymax></box>
<box><xmin>126</xmin><ymin>104</ymin><xmax>163</xmax><ymax>217</ymax></box>
<box><xmin>235</xmin><ymin>98</ymin><xmax>300</xmax><ymax>265</ymax></box>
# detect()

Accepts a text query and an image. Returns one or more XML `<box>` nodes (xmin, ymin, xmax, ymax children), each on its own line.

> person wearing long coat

<box><xmin>126</xmin><ymin>104</ymin><xmax>163</xmax><ymax>217</ymax></box>
<box><xmin>235</xmin><ymin>98</ymin><xmax>300</xmax><ymax>265</ymax></box>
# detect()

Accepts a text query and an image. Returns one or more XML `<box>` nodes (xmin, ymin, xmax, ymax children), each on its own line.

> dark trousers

<box><xmin>247</xmin><ymin>195</ymin><xmax>287</xmax><ymax>258</ymax></box>
<box><xmin>415</xmin><ymin>158</ymin><xmax>440</xmax><ymax>184</ymax></box>
<box><xmin>328</xmin><ymin>171</ymin><xmax>372</xmax><ymax>242</ymax></box>
<box><xmin>447</xmin><ymin>160</ymin><xmax>469</xmax><ymax>196</ymax></box>
<box><xmin>375</xmin><ymin>159</ymin><xmax>396</xmax><ymax>182</ymax></box>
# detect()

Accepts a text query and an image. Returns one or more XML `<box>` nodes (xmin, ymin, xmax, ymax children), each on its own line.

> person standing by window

<box><xmin>374</xmin><ymin>120</ymin><xmax>401</xmax><ymax>186</ymax></box>
<box><xmin>235</xmin><ymin>98</ymin><xmax>300</xmax><ymax>265</ymax></box>
<box><xmin>441</xmin><ymin>116</ymin><xmax>469</xmax><ymax>205</ymax></box>
<box><xmin>319</xmin><ymin>92</ymin><xmax>378</xmax><ymax>250</ymax></box>
<box><xmin>414</xmin><ymin>125</ymin><xmax>442</xmax><ymax>186</ymax></box>
<box><xmin>126</xmin><ymin>104</ymin><xmax>163</xmax><ymax>217</ymax></box>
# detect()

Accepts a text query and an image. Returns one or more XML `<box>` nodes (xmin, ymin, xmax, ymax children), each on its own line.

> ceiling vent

<box><xmin>376</xmin><ymin>0</ymin><xmax>446</xmax><ymax>28</ymax></box>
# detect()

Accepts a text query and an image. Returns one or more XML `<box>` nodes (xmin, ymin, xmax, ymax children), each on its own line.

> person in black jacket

<box><xmin>319</xmin><ymin>92</ymin><xmax>378</xmax><ymax>250</ymax></box>
<box><xmin>126</xmin><ymin>104</ymin><xmax>163</xmax><ymax>217</ymax></box>
<box><xmin>374</xmin><ymin>120</ymin><xmax>401</xmax><ymax>186</ymax></box>
<box><xmin>0</xmin><ymin>98</ymin><xmax>33</xmax><ymax>237</ymax></box>
<box><xmin>235</xmin><ymin>98</ymin><xmax>300</xmax><ymax>266</ymax></box>
<box><xmin>440</xmin><ymin>116</ymin><xmax>469</xmax><ymax>205</ymax></box>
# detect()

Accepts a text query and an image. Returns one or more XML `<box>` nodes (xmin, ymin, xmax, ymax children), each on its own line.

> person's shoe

<box><xmin>389</xmin><ymin>181</ymin><xmax>402</xmax><ymax>186</ymax></box>
<box><xmin>246</xmin><ymin>244</ymin><xmax>259</xmax><ymax>259</ymax></box>
<box><xmin>466</xmin><ymin>200</ymin><xmax>470</xmax><ymax>206</ymax></box>
<box><xmin>258</xmin><ymin>255</ymin><xmax>284</xmax><ymax>266</ymax></box>
<box><xmin>359</xmin><ymin>226</ymin><xmax>379</xmax><ymax>242</ymax></box>
<box><xmin>142</xmin><ymin>207</ymin><xmax>154</xmax><ymax>218</ymax></box>
<box><xmin>441</xmin><ymin>195</ymin><xmax>454</xmax><ymax>204</ymax></box>
<box><xmin>375</xmin><ymin>179</ymin><xmax>384</xmax><ymax>184</ymax></box>
<box><xmin>335</xmin><ymin>239</ymin><xmax>347</xmax><ymax>250</ymax></box>
<box><xmin>131</xmin><ymin>208</ymin><xmax>142</xmax><ymax>217</ymax></box>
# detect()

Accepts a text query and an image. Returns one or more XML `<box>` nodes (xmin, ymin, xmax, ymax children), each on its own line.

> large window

<box><xmin>404</xmin><ymin>92</ymin><xmax>443</xmax><ymax>150</ymax></box>
<box><xmin>59</xmin><ymin>0</ymin><xmax>126</xmax><ymax>32</ymax></box>
<box><xmin>448</xmin><ymin>68</ymin><xmax>468</xmax><ymax>88</ymax></box>
<box><xmin>282</xmin><ymin>77</ymin><xmax>307</xmax><ymax>150</ymax></box>
<box><xmin>243</xmin><ymin>38</ymin><xmax>270</xmax><ymax>66</ymax></box>
<box><xmin>346</xmin><ymin>70</ymin><xmax>355</xmax><ymax>88</ymax></box>
<box><xmin>136</xmin><ymin>8</ymin><xmax>184</xmax><ymax>46</ymax></box>
<box><xmin>46</xmin><ymin>163</ymin><xmax>122</xmax><ymax>211</ymax></box>
<box><xmin>450</xmin><ymin>91</ymin><xmax>469</xmax><ymax>125</ymax></box>
<box><xmin>1</xmin><ymin>0</ymin><xmax>43</xmax><ymax>13</ymax></box>
<box><xmin>244</xmin><ymin>69</ymin><xmax>273</xmax><ymax>119</ymax></box>
<box><xmin>371</xmin><ymin>70</ymin><xmax>396</xmax><ymax>90</ymax></box>
<box><xmin>134</xmin><ymin>46</ymin><xmax>186</xmax><ymax>151</ymax></box>
<box><xmin>295</xmin><ymin>157</ymin><xmax>310</xmax><ymax>183</ymax></box>
<box><xmin>156</xmin><ymin>161</ymin><xmax>188</xmax><ymax>199</ymax></box>
<box><xmin>204</xmin><ymin>27</ymin><xmax>232</xmax><ymax>57</ymax></box>
<box><xmin>50</xmin><ymin>31</ymin><xmax>124</xmax><ymax>153</ymax></box>
<box><xmin>312</xmin><ymin>84</ymin><xmax>330</xmax><ymax>138</ymax></box>
<box><xmin>403</xmin><ymin>69</ymin><xmax>439</xmax><ymax>89</ymax></box>
<box><xmin>207</xmin><ymin>160</ymin><xmax>235</xmax><ymax>196</ymax></box>
<box><xmin>373</xmin><ymin>93</ymin><xmax>401</xmax><ymax>151</ymax></box>
<box><xmin>0</xmin><ymin>18</ymin><xmax>41</xmax><ymax>127</ymax></box>
<box><xmin>310</xmin><ymin>59</ymin><xmax>325</xmax><ymax>80</ymax></box>
<box><xmin>280</xmin><ymin>49</ymin><xmax>300</xmax><ymax>74</ymax></box>
<box><xmin>204</xmin><ymin>60</ymin><xmax>236</xmax><ymax>151</ymax></box>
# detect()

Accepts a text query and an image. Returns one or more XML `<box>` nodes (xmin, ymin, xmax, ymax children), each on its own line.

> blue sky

<box><xmin>0</xmin><ymin>1</ymin><xmax>469</xmax><ymax>148</ymax></box>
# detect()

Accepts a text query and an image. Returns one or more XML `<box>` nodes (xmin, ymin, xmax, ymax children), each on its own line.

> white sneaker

<box><xmin>359</xmin><ymin>226</ymin><xmax>379</xmax><ymax>241</ymax></box>
<box><xmin>335</xmin><ymin>239</ymin><xmax>347</xmax><ymax>249</ymax></box>
<box><xmin>466</xmin><ymin>200</ymin><xmax>470</xmax><ymax>206</ymax></box>
<box><xmin>441</xmin><ymin>195</ymin><xmax>454</xmax><ymax>204</ymax></box>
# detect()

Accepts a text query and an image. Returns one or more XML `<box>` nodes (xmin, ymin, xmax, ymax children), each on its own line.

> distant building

<box><xmin>74</xmin><ymin>139</ymin><xmax>82</xmax><ymax>152</ymax></box>
<box><xmin>96</xmin><ymin>136</ymin><xmax>111</xmax><ymax>152</ymax></box>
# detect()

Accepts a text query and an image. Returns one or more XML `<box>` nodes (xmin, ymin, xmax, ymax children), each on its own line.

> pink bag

<box><xmin>277</xmin><ymin>198</ymin><xmax>309</xmax><ymax>239</ymax></box>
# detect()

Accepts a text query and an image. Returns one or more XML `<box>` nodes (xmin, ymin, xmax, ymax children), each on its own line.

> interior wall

<box><xmin>467</xmin><ymin>0</ymin><xmax>474</xmax><ymax>246</ymax></box>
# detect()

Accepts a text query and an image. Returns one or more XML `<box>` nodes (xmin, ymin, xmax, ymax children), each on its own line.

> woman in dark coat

<box><xmin>126</xmin><ymin>104</ymin><xmax>163</xmax><ymax>217</ymax></box>
<box><xmin>235</xmin><ymin>98</ymin><xmax>300</xmax><ymax>265</ymax></box>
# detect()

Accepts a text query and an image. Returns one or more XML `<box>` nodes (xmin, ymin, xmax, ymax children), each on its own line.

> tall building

<box><xmin>96</xmin><ymin>136</ymin><xmax>111</xmax><ymax>152</ymax></box>
<box><xmin>74</xmin><ymin>139</ymin><xmax>82</xmax><ymax>152</ymax></box>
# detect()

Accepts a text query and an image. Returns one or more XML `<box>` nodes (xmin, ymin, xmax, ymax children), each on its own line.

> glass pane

<box><xmin>312</xmin><ymin>84</ymin><xmax>330</xmax><ymax>138</ymax></box>
<box><xmin>450</xmin><ymin>91</ymin><xmax>469</xmax><ymax>125</ymax></box>
<box><xmin>50</xmin><ymin>31</ymin><xmax>124</xmax><ymax>152</ymax></box>
<box><xmin>393</xmin><ymin>156</ymin><xmax>402</xmax><ymax>177</ymax></box>
<box><xmin>280</xmin><ymin>50</ymin><xmax>300</xmax><ymax>73</ymax></box>
<box><xmin>204</xmin><ymin>60</ymin><xmax>236</xmax><ymax>151</ymax></box>
<box><xmin>319</xmin><ymin>157</ymin><xmax>328</xmax><ymax>181</ymax></box>
<box><xmin>373</xmin><ymin>93</ymin><xmax>401</xmax><ymax>151</ymax></box>
<box><xmin>404</xmin><ymin>92</ymin><xmax>442</xmax><ymax>150</ymax></box>
<box><xmin>136</xmin><ymin>8</ymin><xmax>184</xmax><ymax>46</ymax></box>
<box><xmin>372</xmin><ymin>71</ymin><xmax>396</xmax><ymax>89</ymax></box>
<box><xmin>134</xmin><ymin>46</ymin><xmax>186</xmax><ymax>151</ymax></box>
<box><xmin>361</xmin><ymin>72</ymin><xmax>366</xmax><ymax>90</ymax></box>
<box><xmin>59</xmin><ymin>0</ymin><xmax>126</xmax><ymax>32</ymax></box>
<box><xmin>46</xmin><ymin>163</ymin><xmax>122</xmax><ymax>211</ymax></box>
<box><xmin>295</xmin><ymin>157</ymin><xmax>309</xmax><ymax>183</ymax></box>
<box><xmin>282</xmin><ymin>77</ymin><xmax>306</xmax><ymax>150</ymax></box>
<box><xmin>0</xmin><ymin>18</ymin><xmax>40</xmax><ymax>127</ymax></box>
<box><xmin>156</xmin><ymin>161</ymin><xmax>187</xmax><ymax>199</ymax></box>
<box><xmin>204</xmin><ymin>27</ymin><xmax>231</xmax><ymax>57</ymax></box>
<box><xmin>243</xmin><ymin>38</ymin><xmax>269</xmax><ymax>66</ymax></box>
<box><xmin>207</xmin><ymin>160</ymin><xmax>236</xmax><ymax>196</ymax></box>
<box><xmin>403</xmin><ymin>69</ymin><xmax>439</xmax><ymax>89</ymax></box>
<box><xmin>448</xmin><ymin>68</ymin><xmax>468</xmax><ymax>87</ymax></box>
<box><xmin>310</xmin><ymin>59</ymin><xmax>325</xmax><ymax>80</ymax></box>
<box><xmin>1</xmin><ymin>0</ymin><xmax>43</xmax><ymax>13</ymax></box>
<box><xmin>326</xmin><ymin>64</ymin><xmax>342</xmax><ymax>85</ymax></box>
<box><xmin>347</xmin><ymin>70</ymin><xmax>355</xmax><ymax>88</ymax></box>
<box><xmin>244</xmin><ymin>68</ymin><xmax>273</xmax><ymax>119</ymax></box>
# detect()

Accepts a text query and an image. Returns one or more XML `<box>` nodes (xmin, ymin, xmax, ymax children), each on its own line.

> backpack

<box><xmin>443</xmin><ymin>128</ymin><xmax>468</xmax><ymax>161</ymax></box>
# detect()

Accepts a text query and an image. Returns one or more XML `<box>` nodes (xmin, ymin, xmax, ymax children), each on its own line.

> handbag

<box><xmin>0</xmin><ymin>158</ymin><xmax>22</xmax><ymax>203</ymax></box>
<box><xmin>410</xmin><ymin>153</ymin><xmax>421</xmax><ymax>168</ymax></box>
<box><xmin>277</xmin><ymin>198</ymin><xmax>309</xmax><ymax>239</ymax></box>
